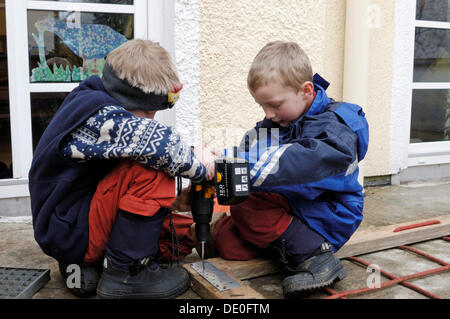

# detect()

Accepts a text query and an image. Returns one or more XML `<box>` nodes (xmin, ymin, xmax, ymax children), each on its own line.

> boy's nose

<box><xmin>265</xmin><ymin>110</ymin><xmax>275</xmax><ymax>120</ymax></box>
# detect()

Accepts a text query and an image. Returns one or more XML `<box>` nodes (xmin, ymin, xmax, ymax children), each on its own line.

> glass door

<box><xmin>409</xmin><ymin>0</ymin><xmax>450</xmax><ymax>166</ymax></box>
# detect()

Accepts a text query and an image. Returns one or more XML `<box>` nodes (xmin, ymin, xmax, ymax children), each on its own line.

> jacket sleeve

<box><xmin>60</xmin><ymin>105</ymin><xmax>206</xmax><ymax>182</ymax></box>
<box><xmin>241</xmin><ymin>112</ymin><xmax>358</xmax><ymax>193</ymax></box>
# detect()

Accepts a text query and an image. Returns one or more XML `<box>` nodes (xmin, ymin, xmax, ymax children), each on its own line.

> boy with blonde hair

<box><xmin>204</xmin><ymin>41</ymin><xmax>369</xmax><ymax>298</ymax></box>
<box><xmin>29</xmin><ymin>39</ymin><xmax>207</xmax><ymax>299</ymax></box>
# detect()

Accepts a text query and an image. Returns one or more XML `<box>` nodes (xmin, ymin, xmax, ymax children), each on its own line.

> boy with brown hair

<box><xmin>29</xmin><ymin>39</ymin><xmax>209</xmax><ymax>299</ymax></box>
<box><xmin>202</xmin><ymin>41</ymin><xmax>369</xmax><ymax>298</ymax></box>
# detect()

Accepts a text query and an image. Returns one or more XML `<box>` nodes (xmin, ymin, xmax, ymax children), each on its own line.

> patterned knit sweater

<box><xmin>60</xmin><ymin>105</ymin><xmax>205</xmax><ymax>182</ymax></box>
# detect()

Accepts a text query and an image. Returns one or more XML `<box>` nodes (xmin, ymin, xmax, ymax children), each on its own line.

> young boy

<box><xmin>28</xmin><ymin>39</ymin><xmax>208</xmax><ymax>299</ymax></box>
<box><xmin>203</xmin><ymin>41</ymin><xmax>369</xmax><ymax>298</ymax></box>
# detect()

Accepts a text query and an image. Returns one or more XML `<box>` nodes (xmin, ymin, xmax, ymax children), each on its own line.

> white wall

<box><xmin>172</xmin><ymin>0</ymin><xmax>201</xmax><ymax>148</ymax></box>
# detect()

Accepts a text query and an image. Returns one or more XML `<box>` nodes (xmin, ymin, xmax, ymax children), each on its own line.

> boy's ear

<box><xmin>301</xmin><ymin>81</ymin><xmax>314</xmax><ymax>95</ymax></box>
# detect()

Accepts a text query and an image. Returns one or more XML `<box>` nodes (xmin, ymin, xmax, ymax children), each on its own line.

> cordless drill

<box><xmin>191</xmin><ymin>158</ymin><xmax>250</xmax><ymax>265</ymax></box>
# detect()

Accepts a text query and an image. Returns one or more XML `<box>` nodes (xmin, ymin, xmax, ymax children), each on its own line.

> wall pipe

<box><xmin>343</xmin><ymin>0</ymin><xmax>370</xmax><ymax>187</ymax></box>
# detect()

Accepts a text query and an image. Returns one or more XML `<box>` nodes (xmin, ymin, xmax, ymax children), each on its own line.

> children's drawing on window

<box><xmin>30</xmin><ymin>15</ymin><xmax>128</xmax><ymax>82</ymax></box>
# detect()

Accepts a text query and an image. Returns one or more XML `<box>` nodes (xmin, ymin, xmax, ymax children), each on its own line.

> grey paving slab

<box><xmin>243</xmin><ymin>273</ymin><xmax>285</xmax><ymax>299</ymax></box>
<box><xmin>409</xmin><ymin>239</ymin><xmax>450</xmax><ymax>264</ymax></box>
<box><xmin>356</xmin><ymin>248</ymin><xmax>444</xmax><ymax>278</ymax></box>
<box><xmin>360</xmin><ymin>181</ymin><xmax>450</xmax><ymax>230</ymax></box>
<box><xmin>407</xmin><ymin>273</ymin><xmax>450</xmax><ymax>299</ymax></box>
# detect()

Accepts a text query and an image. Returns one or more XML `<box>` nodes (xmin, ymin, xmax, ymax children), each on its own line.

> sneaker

<box><xmin>59</xmin><ymin>262</ymin><xmax>101</xmax><ymax>298</ymax></box>
<box><xmin>96</xmin><ymin>254</ymin><xmax>190</xmax><ymax>299</ymax></box>
<box><xmin>281</xmin><ymin>242</ymin><xmax>347</xmax><ymax>298</ymax></box>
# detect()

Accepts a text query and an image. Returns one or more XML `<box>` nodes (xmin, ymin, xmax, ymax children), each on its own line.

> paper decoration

<box><xmin>30</xmin><ymin>16</ymin><xmax>128</xmax><ymax>82</ymax></box>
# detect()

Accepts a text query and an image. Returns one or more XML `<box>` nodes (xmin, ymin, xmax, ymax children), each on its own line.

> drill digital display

<box><xmin>215</xmin><ymin>159</ymin><xmax>250</xmax><ymax>206</ymax></box>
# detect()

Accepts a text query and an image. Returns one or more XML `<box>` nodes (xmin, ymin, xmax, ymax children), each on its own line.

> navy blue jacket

<box><xmin>29</xmin><ymin>76</ymin><xmax>206</xmax><ymax>264</ymax></box>
<box><xmin>238</xmin><ymin>78</ymin><xmax>369</xmax><ymax>250</ymax></box>
<box><xmin>28</xmin><ymin>77</ymin><xmax>120</xmax><ymax>264</ymax></box>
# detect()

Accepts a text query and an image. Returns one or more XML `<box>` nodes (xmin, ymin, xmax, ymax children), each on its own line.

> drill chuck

<box><xmin>195</xmin><ymin>223</ymin><xmax>210</xmax><ymax>244</ymax></box>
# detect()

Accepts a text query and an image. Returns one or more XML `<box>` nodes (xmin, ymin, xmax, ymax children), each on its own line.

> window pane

<box><xmin>416</xmin><ymin>0</ymin><xmax>450</xmax><ymax>22</ymax></box>
<box><xmin>414</xmin><ymin>27</ymin><xmax>450</xmax><ymax>82</ymax></box>
<box><xmin>0</xmin><ymin>7</ymin><xmax>12</xmax><ymax>179</ymax></box>
<box><xmin>31</xmin><ymin>93</ymin><xmax>68</xmax><ymax>151</ymax></box>
<box><xmin>28</xmin><ymin>10</ymin><xmax>133</xmax><ymax>82</ymax></box>
<box><xmin>410</xmin><ymin>89</ymin><xmax>450</xmax><ymax>143</ymax></box>
<box><xmin>32</xmin><ymin>0</ymin><xmax>133</xmax><ymax>4</ymax></box>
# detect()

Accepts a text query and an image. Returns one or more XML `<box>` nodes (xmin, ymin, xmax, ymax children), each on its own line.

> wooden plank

<box><xmin>183</xmin><ymin>262</ymin><xmax>265</xmax><ymax>299</ymax></box>
<box><xmin>336</xmin><ymin>214</ymin><xmax>450</xmax><ymax>258</ymax></box>
<box><xmin>208</xmin><ymin>257</ymin><xmax>280</xmax><ymax>280</ymax></box>
<box><xmin>195</xmin><ymin>214</ymin><xmax>450</xmax><ymax>285</ymax></box>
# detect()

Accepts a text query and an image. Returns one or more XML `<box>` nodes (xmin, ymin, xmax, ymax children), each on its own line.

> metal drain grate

<box><xmin>0</xmin><ymin>267</ymin><xmax>50</xmax><ymax>299</ymax></box>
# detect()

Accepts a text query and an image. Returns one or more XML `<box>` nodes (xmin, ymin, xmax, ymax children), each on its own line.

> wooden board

<box><xmin>185</xmin><ymin>214</ymin><xmax>450</xmax><ymax>298</ymax></box>
<box><xmin>336</xmin><ymin>214</ymin><xmax>450</xmax><ymax>258</ymax></box>
<box><xmin>208</xmin><ymin>257</ymin><xmax>280</xmax><ymax>280</ymax></box>
<box><xmin>183</xmin><ymin>262</ymin><xmax>265</xmax><ymax>299</ymax></box>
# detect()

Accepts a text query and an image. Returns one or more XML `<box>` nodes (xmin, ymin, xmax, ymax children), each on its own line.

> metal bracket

<box><xmin>190</xmin><ymin>261</ymin><xmax>241</xmax><ymax>291</ymax></box>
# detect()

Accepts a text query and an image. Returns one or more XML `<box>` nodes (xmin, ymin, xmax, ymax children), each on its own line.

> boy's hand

<box><xmin>170</xmin><ymin>186</ymin><xmax>191</xmax><ymax>212</ymax></box>
<box><xmin>194</xmin><ymin>144</ymin><xmax>219</xmax><ymax>181</ymax></box>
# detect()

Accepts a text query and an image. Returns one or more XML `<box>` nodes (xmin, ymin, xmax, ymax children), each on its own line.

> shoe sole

<box><xmin>96</xmin><ymin>277</ymin><xmax>190</xmax><ymax>299</ymax></box>
<box><xmin>283</xmin><ymin>262</ymin><xmax>347</xmax><ymax>298</ymax></box>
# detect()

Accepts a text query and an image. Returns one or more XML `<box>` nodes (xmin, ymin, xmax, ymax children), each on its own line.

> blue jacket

<box><xmin>239</xmin><ymin>77</ymin><xmax>369</xmax><ymax>251</ymax></box>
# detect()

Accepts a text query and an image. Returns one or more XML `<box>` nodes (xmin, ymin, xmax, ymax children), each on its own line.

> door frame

<box><xmin>390</xmin><ymin>0</ymin><xmax>450</xmax><ymax>175</ymax></box>
<box><xmin>407</xmin><ymin>3</ymin><xmax>450</xmax><ymax>167</ymax></box>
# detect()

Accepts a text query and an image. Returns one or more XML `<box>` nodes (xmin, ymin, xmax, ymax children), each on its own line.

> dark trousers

<box><xmin>105</xmin><ymin>208</ymin><xmax>165</xmax><ymax>268</ymax></box>
<box><xmin>213</xmin><ymin>193</ymin><xmax>325</xmax><ymax>263</ymax></box>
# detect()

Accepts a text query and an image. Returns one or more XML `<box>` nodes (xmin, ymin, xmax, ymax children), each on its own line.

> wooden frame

<box><xmin>0</xmin><ymin>35</ymin><xmax>6</xmax><ymax>55</ymax></box>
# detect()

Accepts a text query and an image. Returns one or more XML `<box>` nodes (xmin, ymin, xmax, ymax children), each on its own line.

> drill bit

<box><xmin>201</xmin><ymin>241</ymin><xmax>205</xmax><ymax>273</ymax></box>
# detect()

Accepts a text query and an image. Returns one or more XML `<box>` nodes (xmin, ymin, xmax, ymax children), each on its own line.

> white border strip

<box><xmin>30</xmin><ymin>82</ymin><xmax>79</xmax><ymax>92</ymax></box>
<box><xmin>0</xmin><ymin>183</ymin><xmax>30</xmax><ymax>198</ymax></box>
<box><xmin>415</xmin><ymin>20</ymin><xmax>450</xmax><ymax>29</ymax></box>
<box><xmin>412</xmin><ymin>83</ymin><xmax>450</xmax><ymax>90</ymax></box>
<box><xmin>27</xmin><ymin>1</ymin><xmax>135</xmax><ymax>14</ymax></box>
<box><xmin>408</xmin><ymin>141</ymin><xmax>450</xmax><ymax>166</ymax></box>
<box><xmin>0</xmin><ymin>216</ymin><xmax>32</xmax><ymax>223</ymax></box>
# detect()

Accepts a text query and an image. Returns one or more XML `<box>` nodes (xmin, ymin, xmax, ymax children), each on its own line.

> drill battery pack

<box><xmin>214</xmin><ymin>159</ymin><xmax>250</xmax><ymax>206</ymax></box>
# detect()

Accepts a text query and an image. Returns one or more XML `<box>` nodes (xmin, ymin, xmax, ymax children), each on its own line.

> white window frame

<box><xmin>407</xmin><ymin>3</ymin><xmax>450</xmax><ymax>167</ymax></box>
<box><xmin>1</xmin><ymin>0</ymin><xmax>171</xmax><ymax>198</ymax></box>
<box><xmin>148</xmin><ymin>0</ymin><xmax>177</xmax><ymax>128</ymax></box>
